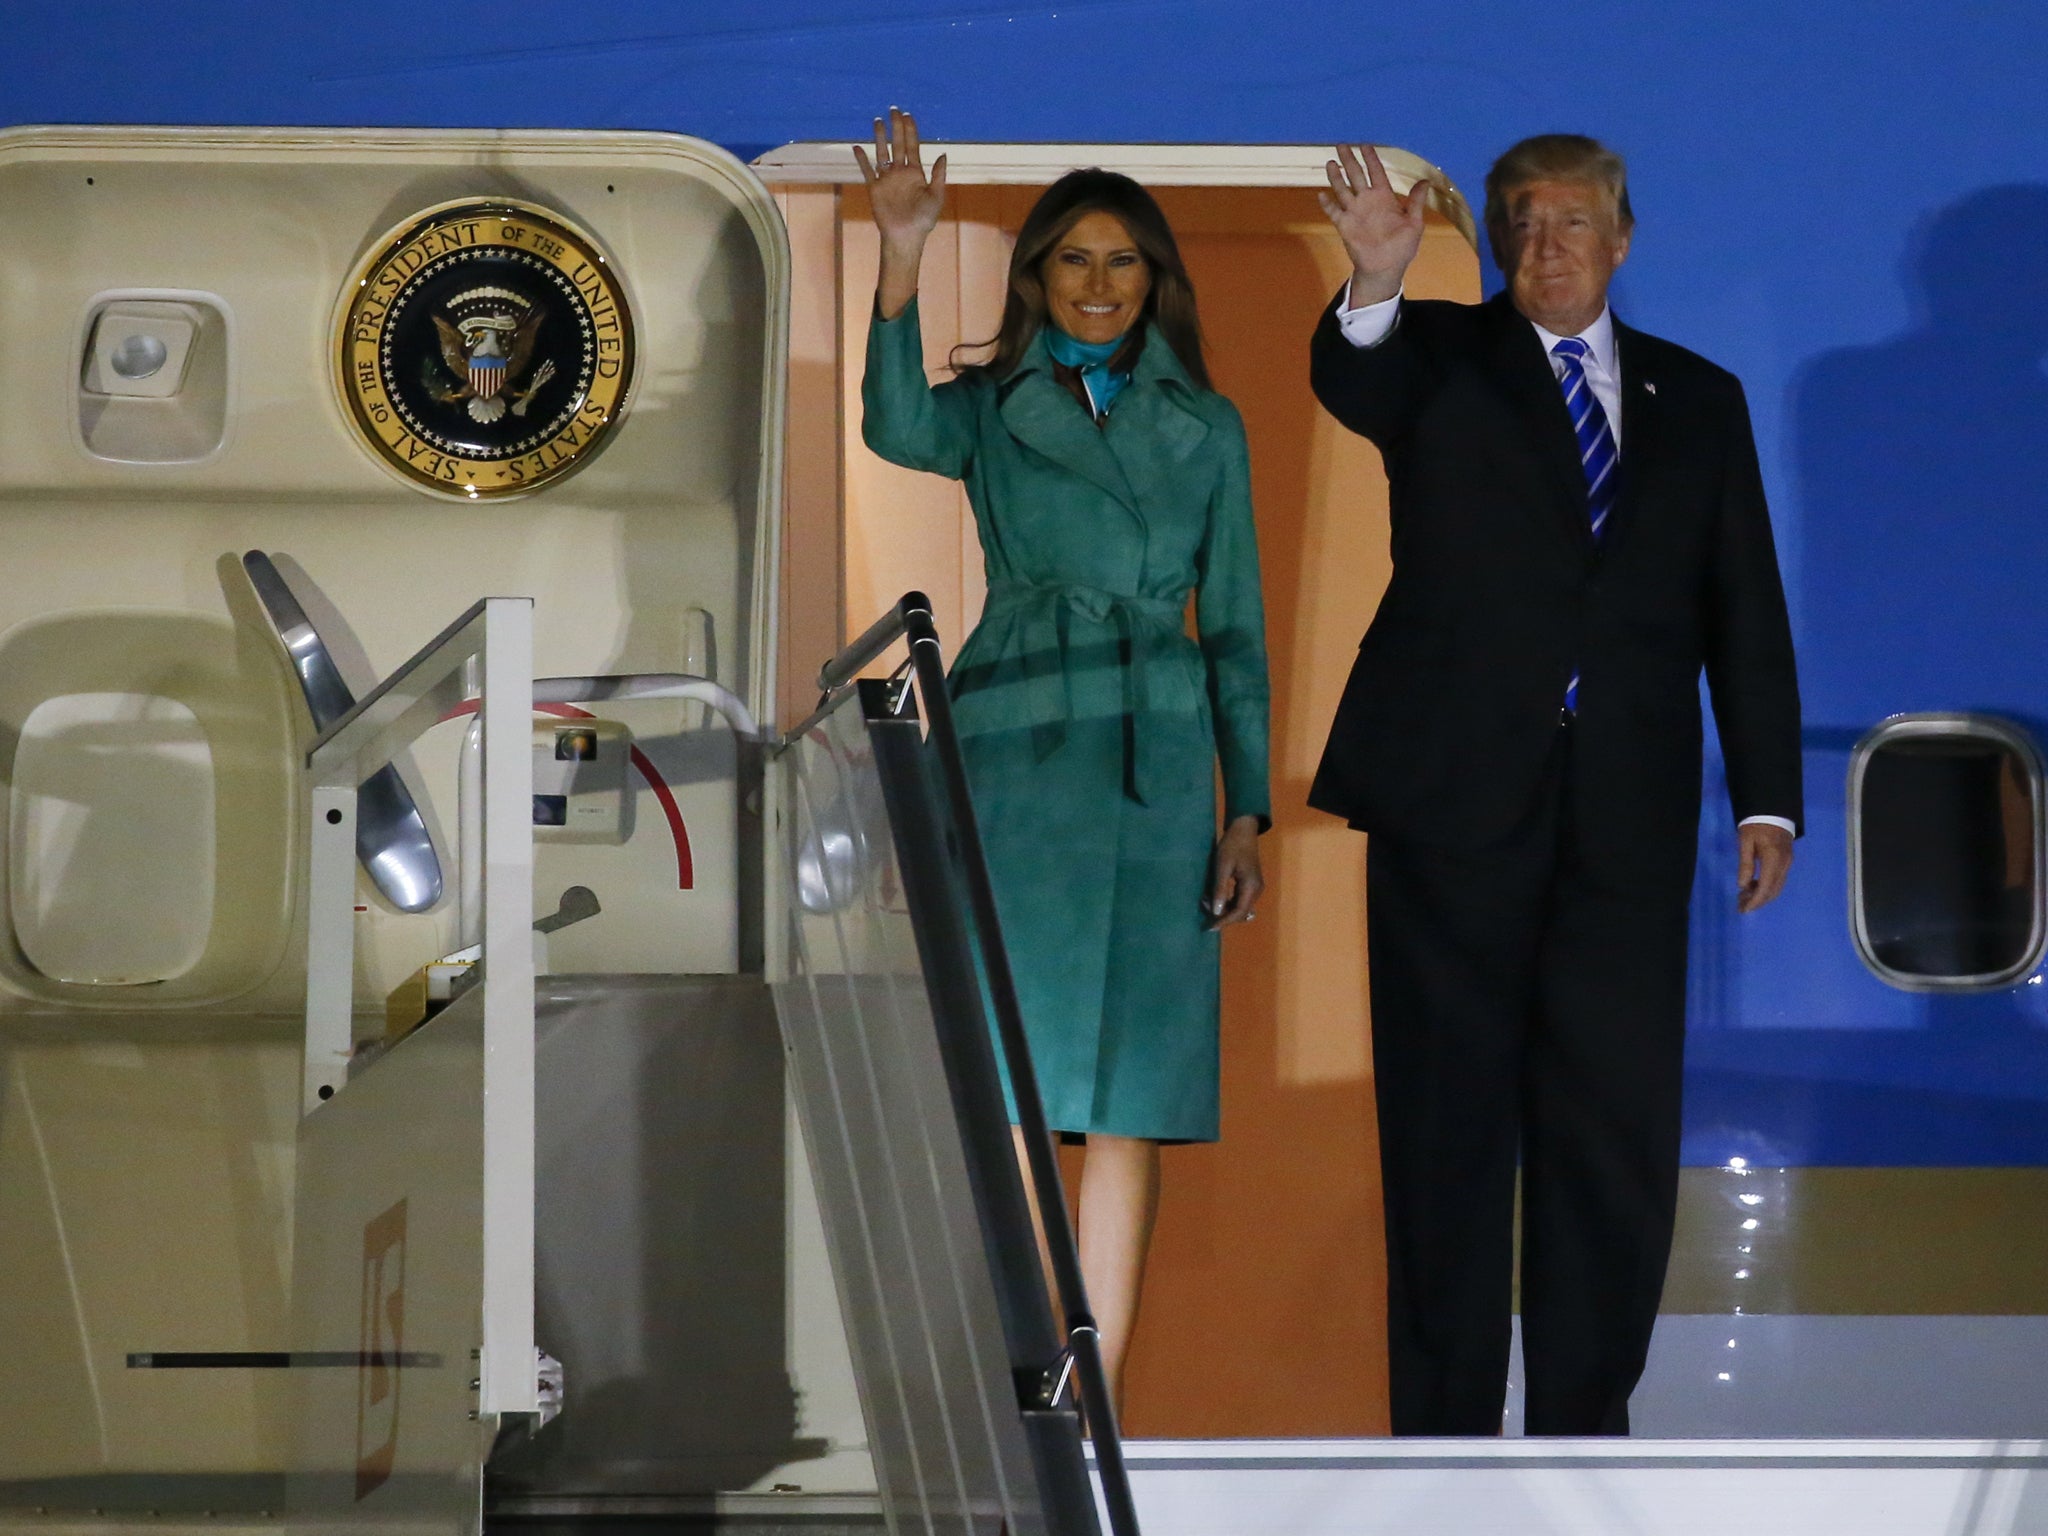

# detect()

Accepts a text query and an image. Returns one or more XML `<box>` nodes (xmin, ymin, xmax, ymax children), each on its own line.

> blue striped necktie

<box><xmin>1552</xmin><ymin>335</ymin><xmax>1618</xmax><ymax>714</ymax></box>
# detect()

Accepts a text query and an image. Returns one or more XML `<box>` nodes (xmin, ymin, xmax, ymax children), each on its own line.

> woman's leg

<box><xmin>1010</xmin><ymin>1125</ymin><xmax>1059</xmax><ymax>1301</ymax></box>
<box><xmin>1006</xmin><ymin>1126</ymin><xmax>1162</xmax><ymax>1415</ymax></box>
<box><xmin>1077</xmin><ymin>1133</ymin><xmax>1161</xmax><ymax>1415</ymax></box>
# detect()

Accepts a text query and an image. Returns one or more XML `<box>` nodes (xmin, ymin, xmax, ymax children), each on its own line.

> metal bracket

<box><xmin>1038</xmin><ymin>1348</ymin><xmax>1077</xmax><ymax>1409</ymax></box>
<box><xmin>885</xmin><ymin>653</ymin><xmax>917</xmax><ymax>717</ymax></box>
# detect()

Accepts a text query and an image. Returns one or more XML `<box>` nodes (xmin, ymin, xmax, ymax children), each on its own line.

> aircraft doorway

<box><xmin>761</xmin><ymin>141</ymin><xmax>1484</xmax><ymax>1437</ymax></box>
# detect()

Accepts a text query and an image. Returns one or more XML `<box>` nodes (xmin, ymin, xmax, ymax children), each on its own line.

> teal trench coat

<box><xmin>863</xmin><ymin>301</ymin><xmax>1271</xmax><ymax>1142</ymax></box>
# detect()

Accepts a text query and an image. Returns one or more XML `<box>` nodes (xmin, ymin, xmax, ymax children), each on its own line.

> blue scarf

<box><xmin>1045</xmin><ymin>326</ymin><xmax>1133</xmax><ymax>419</ymax></box>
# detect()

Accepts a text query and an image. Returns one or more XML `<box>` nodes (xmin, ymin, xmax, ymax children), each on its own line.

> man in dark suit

<box><xmin>1307</xmin><ymin>136</ymin><xmax>1802</xmax><ymax>1436</ymax></box>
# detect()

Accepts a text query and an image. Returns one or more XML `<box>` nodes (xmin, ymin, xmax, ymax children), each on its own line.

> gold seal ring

<box><xmin>335</xmin><ymin>198</ymin><xmax>635</xmax><ymax>498</ymax></box>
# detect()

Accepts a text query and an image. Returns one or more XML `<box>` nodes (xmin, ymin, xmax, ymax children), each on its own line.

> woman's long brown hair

<box><xmin>950</xmin><ymin>168</ymin><xmax>1211</xmax><ymax>390</ymax></box>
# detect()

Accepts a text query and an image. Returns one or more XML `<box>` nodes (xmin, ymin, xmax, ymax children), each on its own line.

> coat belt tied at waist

<box><xmin>977</xmin><ymin>580</ymin><xmax>1192</xmax><ymax>805</ymax></box>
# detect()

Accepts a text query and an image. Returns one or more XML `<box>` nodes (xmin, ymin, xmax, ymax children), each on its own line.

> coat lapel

<box><xmin>1601</xmin><ymin>318</ymin><xmax>1663</xmax><ymax>561</ymax></box>
<box><xmin>998</xmin><ymin>333</ymin><xmax>1138</xmax><ymax>512</ymax></box>
<box><xmin>1482</xmin><ymin>295</ymin><xmax>1595</xmax><ymax>552</ymax></box>
<box><xmin>1102</xmin><ymin>327</ymin><xmax>1210</xmax><ymax>507</ymax></box>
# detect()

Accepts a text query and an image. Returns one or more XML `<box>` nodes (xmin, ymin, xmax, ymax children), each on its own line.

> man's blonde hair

<box><xmin>1483</xmin><ymin>134</ymin><xmax>1633</xmax><ymax>266</ymax></box>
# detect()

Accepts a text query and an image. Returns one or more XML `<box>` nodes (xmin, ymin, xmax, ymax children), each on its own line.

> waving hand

<box><xmin>854</xmin><ymin>107</ymin><xmax>949</xmax><ymax>319</ymax></box>
<box><xmin>1319</xmin><ymin>143</ymin><xmax>1429</xmax><ymax>307</ymax></box>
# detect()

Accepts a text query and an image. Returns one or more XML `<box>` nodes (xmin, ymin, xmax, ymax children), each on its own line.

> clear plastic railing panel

<box><xmin>287</xmin><ymin>989</ymin><xmax>491</xmax><ymax>1534</ymax></box>
<box><xmin>771</xmin><ymin>680</ymin><xmax>1077</xmax><ymax>1536</ymax></box>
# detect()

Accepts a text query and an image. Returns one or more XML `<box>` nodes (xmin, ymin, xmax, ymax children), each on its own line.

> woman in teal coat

<box><xmin>856</xmin><ymin>110</ymin><xmax>1271</xmax><ymax>1407</ymax></box>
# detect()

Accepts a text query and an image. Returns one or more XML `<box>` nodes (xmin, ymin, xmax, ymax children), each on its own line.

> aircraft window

<box><xmin>1849</xmin><ymin>713</ymin><xmax>2047</xmax><ymax>991</ymax></box>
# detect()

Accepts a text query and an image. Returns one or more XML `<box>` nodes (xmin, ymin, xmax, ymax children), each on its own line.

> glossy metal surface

<box><xmin>242</xmin><ymin>550</ymin><xmax>443</xmax><ymax>913</ymax></box>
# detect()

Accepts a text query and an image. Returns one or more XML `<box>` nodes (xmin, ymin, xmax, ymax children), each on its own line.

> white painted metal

<box><xmin>302</xmin><ymin>784</ymin><xmax>359</xmax><ymax>1112</ymax></box>
<box><xmin>1104</xmin><ymin>1439</ymin><xmax>2048</xmax><ymax>1536</ymax></box>
<box><xmin>751</xmin><ymin>139</ymin><xmax>1477</xmax><ymax>243</ymax></box>
<box><xmin>291</xmin><ymin>595</ymin><xmax>537</xmax><ymax>1531</ymax></box>
<box><xmin>300</xmin><ymin>595</ymin><xmax>538</xmax><ymax>1419</ymax></box>
<box><xmin>455</xmin><ymin>671</ymin><xmax>762</xmax><ymax>948</ymax></box>
<box><xmin>458</xmin><ymin>715</ymin><xmax>484</xmax><ymax>951</ymax></box>
<box><xmin>530</xmin><ymin>673</ymin><xmax>759</xmax><ymax>735</ymax></box>
<box><xmin>478</xmin><ymin>600</ymin><xmax>537</xmax><ymax>1418</ymax></box>
<box><xmin>306</xmin><ymin>602</ymin><xmax>493</xmax><ymax>793</ymax></box>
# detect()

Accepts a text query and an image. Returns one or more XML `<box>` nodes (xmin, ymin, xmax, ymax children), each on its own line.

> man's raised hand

<box><xmin>1319</xmin><ymin>143</ymin><xmax>1429</xmax><ymax>307</ymax></box>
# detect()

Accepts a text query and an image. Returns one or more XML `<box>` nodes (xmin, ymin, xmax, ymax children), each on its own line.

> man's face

<box><xmin>1498</xmin><ymin>178</ymin><xmax>1632</xmax><ymax>336</ymax></box>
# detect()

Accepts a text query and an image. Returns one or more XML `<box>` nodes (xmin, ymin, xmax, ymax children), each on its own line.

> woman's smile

<box><xmin>1043</xmin><ymin>210</ymin><xmax>1152</xmax><ymax>344</ymax></box>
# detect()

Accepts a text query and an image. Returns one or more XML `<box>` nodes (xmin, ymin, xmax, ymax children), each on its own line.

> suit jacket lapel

<box><xmin>1483</xmin><ymin>295</ymin><xmax>1594</xmax><ymax>552</ymax></box>
<box><xmin>1602</xmin><ymin>318</ymin><xmax>1663</xmax><ymax>561</ymax></box>
<box><xmin>999</xmin><ymin>335</ymin><xmax>1138</xmax><ymax>512</ymax></box>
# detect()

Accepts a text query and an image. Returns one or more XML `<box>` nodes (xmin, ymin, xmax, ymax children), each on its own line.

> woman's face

<box><xmin>1041</xmin><ymin>210</ymin><xmax>1152</xmax><ymax>345</ymax></box>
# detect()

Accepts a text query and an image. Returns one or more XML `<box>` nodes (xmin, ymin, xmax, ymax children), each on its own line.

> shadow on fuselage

<box><xmin>1708</xmin><ymin>184</ymin><xmax>2048</xmax><ymax>1166</ymax></box>
<box><xmin>1796</xmin><ymin>183</ymin><xmax>2048</xmax><ymax>730</ymax></box>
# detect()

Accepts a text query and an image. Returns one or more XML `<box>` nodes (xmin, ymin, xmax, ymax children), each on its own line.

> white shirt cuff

<box><xmin>1739</xmin><ymin>815</ymin><xmax>1797</xmax><ymax>836</ymax></box>
<box><xmin>1335</xmin><ymin>285</ymin><xmax>1402</xmax><ymax>349</ymax></box>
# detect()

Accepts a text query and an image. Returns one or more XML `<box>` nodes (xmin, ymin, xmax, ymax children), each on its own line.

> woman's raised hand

<box><xmin>1319</xmin><ymin>143</ymin><xmax>1429</xmax><ymax>307</ymax></box>
<box><xmin>856</xmin><ymin>108</ymin><xmax>948</xmax><ymax>317</ymax></box>
<box><xmin>854</xmin><ymin>108</ymin><xmax>948</xmax><ymax>245</ymax></box>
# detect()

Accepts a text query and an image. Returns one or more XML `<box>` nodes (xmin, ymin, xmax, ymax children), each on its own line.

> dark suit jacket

<box><xmin>1308</xmin><ymin>291</ymin><xmax>1802</xmax><ymax>893</ymax></box>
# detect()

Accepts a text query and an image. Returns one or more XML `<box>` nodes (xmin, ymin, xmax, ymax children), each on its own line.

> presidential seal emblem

<box><xmin>336</xmin><ymin>199</ymin><xmax>634</xmax><ymax>497</ymax></box>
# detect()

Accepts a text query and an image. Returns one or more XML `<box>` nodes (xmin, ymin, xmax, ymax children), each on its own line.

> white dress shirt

<box><xmin>1332</xmin><ymin>286</ymin><xmax>1796</xmax><ymax>840</ymax></box>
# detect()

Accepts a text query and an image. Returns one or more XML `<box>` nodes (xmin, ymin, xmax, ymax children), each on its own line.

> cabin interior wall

<box><xmin>827</xmin><ymin>180</ymin><xmax>1480</xmax><ymax>1435</ymax></box>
